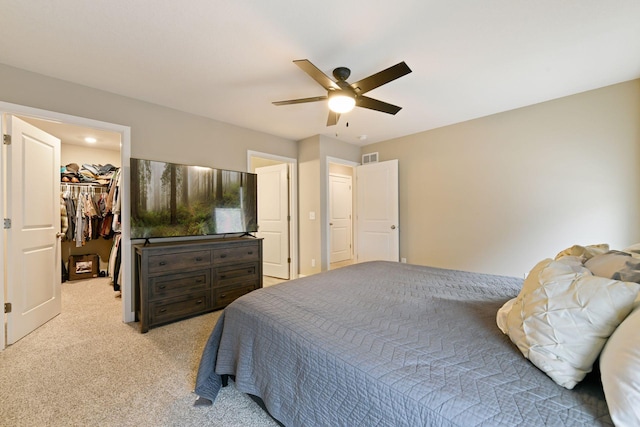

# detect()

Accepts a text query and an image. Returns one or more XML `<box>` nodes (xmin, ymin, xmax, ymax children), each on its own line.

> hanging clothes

<box><xmin>60</xmin><ymin>166</ymin><xmax>121</xmax><ymax>293</ymax></box>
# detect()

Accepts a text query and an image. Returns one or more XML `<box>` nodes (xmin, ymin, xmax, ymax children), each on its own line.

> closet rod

<box><xmin>60</xmin><ymin>183</ymin><xmax>108</xmax><ymax>194</ymax></box>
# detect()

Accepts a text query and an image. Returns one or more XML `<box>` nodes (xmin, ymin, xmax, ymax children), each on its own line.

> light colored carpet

<box><xmin>0</xmin><ymin>277</ymin><xmax>279</xmax><ymax>427</ymax></box>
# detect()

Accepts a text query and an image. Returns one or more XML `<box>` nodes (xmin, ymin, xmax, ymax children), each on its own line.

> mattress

<box><xmin>195</xmin><ymin>261</ymin><xmax>612</xmax><ymax>426</ymax></box>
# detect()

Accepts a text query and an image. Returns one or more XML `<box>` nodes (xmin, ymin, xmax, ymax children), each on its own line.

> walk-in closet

<box><xmin>21</xmin><ymin>116</ymin><xmax>123</xmax><ymax>299</ymax></box>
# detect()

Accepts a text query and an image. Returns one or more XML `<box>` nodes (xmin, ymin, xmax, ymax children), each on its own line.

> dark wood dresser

<box><xmin>134</xmin><ymin>237</ymin><xmax>262</xmax><ymax>332</ymax></box>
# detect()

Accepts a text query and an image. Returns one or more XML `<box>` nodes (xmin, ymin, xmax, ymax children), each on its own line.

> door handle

<box><xmin>329</xmin><ymin>223</ymin><xmax>333</xmax><ymax>226</ymax></box>
<box><xmin>56</xmin><ymin>232</ymin><xmax>64</xmax><ymax>238</ymax></box>
<box><xmin>390</xmin><ymin>225</ymin><xmax>396</xmax><ymax>230</ymax></box>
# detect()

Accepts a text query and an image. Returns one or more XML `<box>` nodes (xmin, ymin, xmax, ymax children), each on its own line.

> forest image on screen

<box><xmin>130</xmin><ymin>159</ymin><xmax>257</xmax><ymax>239</ymax></box>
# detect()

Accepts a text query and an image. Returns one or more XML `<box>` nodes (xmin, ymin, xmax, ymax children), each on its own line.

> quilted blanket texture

<box><xmin>195</xmin><ymin>261</ymin><xmax>611</xmax><ymax>426</ymax></box>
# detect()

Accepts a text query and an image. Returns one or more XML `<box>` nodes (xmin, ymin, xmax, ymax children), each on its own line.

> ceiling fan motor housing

<box><xmin>333</xmin><ymin>67</ymin><xmax>351</xmax><ymax>81</ymax></box>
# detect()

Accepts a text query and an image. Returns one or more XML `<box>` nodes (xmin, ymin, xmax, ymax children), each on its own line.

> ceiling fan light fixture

<box><xmin>328</xmin><ymin>93</ymin><xmax>355</xmax><ymax>113</ymax></box>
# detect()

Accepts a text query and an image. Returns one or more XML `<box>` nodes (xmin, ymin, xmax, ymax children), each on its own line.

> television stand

<box><xmin>134</xmin><ymin>237</ymin><xmax>263</xmax><ymax>332</ymax></box>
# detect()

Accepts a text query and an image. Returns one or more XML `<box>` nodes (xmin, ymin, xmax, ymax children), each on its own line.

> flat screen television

<box><xmin>130</xmin><ymin>158</ymin><xmax>257</xmax><ymax>239</ymax></box>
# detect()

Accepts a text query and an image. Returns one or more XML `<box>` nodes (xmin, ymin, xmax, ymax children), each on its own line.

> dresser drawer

<box><xmin>215</xmin><ymin>262</ymin><xmax>259</xmax><ymax>287</ymax></box>
<box><xmin>213</xmin><ymin>244</ymin><xmax>259</xmax><ymax>264</ymax></box>
<box><xmin>148</xmin><ymin>250</ymin><xmax>211</xmax><ymax>274</ymax></box>
<box><xmin>149</xmin><ymin>292</ymin><xmax>210</xmax><ymax>325</ymax></box>
<box><xmin>214</xmin><ymin>283</ymin><xmax>258</xmax><ymax>308</ymax></box>
<box><xmin>149</xmin><ymin>269</ymin><xmax>210</xmax><ymax>300</ymax></box>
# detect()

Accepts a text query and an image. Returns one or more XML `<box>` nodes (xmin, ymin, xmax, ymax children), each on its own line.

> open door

<box><xmin>355</xmin><ymin>159</ymin><xmax>399</xmax><ymax>262</ymax></box>
<box><xmin>4</xmin><ymin>115</ymin><xmax>61</xmax><ymax>344</ymax></box>
<box><xmin>329</xmin><ymin>174</ymin><xmax>353</xmax><ymax>264</ymax></box>
<box><xmin>256</xmin><ymin>163</ymin><xmax>290</xmax><ymax>279</ymax></box>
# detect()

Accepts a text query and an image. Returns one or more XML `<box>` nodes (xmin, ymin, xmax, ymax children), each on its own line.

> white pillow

<box><xmin>600</xmin><ymin>307</ymin><xmax>640</xmax><ymax>426</ymax></box>
<box><xmin>554</xmin><ymin>243</ymin><xmax>609</xmax><ymax>262</ymax></box>
<box><xmin>500</xmin><ymin>258</ymin><xmax>639</xmax><ymax>389</ymax></box>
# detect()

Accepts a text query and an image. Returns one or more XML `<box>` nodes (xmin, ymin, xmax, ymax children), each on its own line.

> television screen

<box><xmin>130</xmin><ymin>158</ymin><xmax>257</xmax><ymax>239</ymax></box>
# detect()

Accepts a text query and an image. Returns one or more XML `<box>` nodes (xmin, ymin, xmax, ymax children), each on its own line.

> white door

<box><xmin>256</xmin><ymin>163</ymin><xmax>290</xmax><ymax>279</ymax></box>
<box><xmin>355</xmin><ymin>159</ymin><xmax>399</xmax><ymax>262</ymax></box>
<box><xmin>5</xmin><ymin>116</ymin><xmax>61</xmax><ymax>344</ymax></box>
<box><xmin>329</xmin><ymin>174</ymin><xmax>352</xmax><ymax>264</ymax></box>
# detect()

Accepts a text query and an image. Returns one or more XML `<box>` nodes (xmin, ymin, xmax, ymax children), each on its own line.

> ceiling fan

<box><xmin>273</xmin><ymin>59</ymin><xmax>412</xmax><ymax>126</ymax></box>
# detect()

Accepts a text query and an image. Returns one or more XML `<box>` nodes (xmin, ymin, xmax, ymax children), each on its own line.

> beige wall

<box><xmin>329</xmin><ymin>163</ymin><xmax>353</xmax><ymax>177</ymax></box>
<box><xmin>0</xmin><ymin>64</ymin><xmax>297</xmax><ymax>171</ymax></box>
<box><xmin>298</xmin><ymin>136</ymin><xmax>322</xmax><ymax>275</ymax></box>
<box><xmin>61</xmin><ymin>144</ymin><xmax>121</xmax><ymax>168</ymax></box>
<box><xmin>365</xmin><ymin>79</ymin><xmax>640</xmax><ymax>277</ymax></box>
<box><xmin>250</xmin><ymin>157</ymin><xmax>284</xmax><ymax>171</ymax></box>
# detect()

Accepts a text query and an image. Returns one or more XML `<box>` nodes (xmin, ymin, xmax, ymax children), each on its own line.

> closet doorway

<box><xmin>25</xmin><ymin>116</ymin><xmax>122</xmax><ymax>290</ymax></box>
<box><xmin>1</xmin><ymin>102</ymin><xmax>131</xmax><ymax>350</ymax></box>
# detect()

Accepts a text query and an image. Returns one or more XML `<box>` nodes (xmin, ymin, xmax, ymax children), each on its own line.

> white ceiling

<box><xmin>19</xmin><ymin>116</ymin><xmax>121</xmax><ymax>152</ymax></box>
<box><xmin>1</xmin><ymin>1</ymin><xmax>639</xmax><ymax>146</ymax></box>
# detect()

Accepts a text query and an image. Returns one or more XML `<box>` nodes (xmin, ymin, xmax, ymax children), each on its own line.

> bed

<box><xmin>194</xmin><ymin>260</ymin><xmax>628</xmax><ymax>426</ymax></box>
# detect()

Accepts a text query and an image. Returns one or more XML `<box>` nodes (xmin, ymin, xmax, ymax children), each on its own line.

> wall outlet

<box><xmin>311</xmin><ymin>259</ymin><xmax>316</xmax><ymax>267</ymax></box>
<box><xmin>401</xmin><ymin>257</ymin><xmax>407</xmax><ymax>263</ymax></box>
<box><xmin>309</xmin><ymin>211</ymin><xmax>316</xmax><ymax>220</ymax></box>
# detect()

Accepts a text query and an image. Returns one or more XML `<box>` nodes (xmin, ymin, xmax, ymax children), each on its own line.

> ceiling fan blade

<box><xmin>327</xmin><ymin>110</ymin><xmax>340</xmax><ymax>126</ymax></box>
<box><xmin>294</xmin><ymin>59</ymin><xmax>340</xmax><ymax>91</ymax></box>
<box><xmin>350</xmin><ymin>61</ymin><xmax>412</xmax><ymax>95</ymax></box>
<box><xmin>357</xmin><ymin>96</ymin><xmax>402</xmax><ymax>115</ymax></box>
<box><xmin>272</xmin><ymin>95</ymin><xmax>327</xmax><ymax>106</ymax></box>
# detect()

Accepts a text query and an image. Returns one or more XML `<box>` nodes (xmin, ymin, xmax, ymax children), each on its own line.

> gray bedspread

<box><xmin>195</xmin><ymin>261</ymin><xmax>612</xmax><ymax>426</ymax></box>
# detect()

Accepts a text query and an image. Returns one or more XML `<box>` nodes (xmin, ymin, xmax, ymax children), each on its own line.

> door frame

<box><xmin>247</xmin><ymin>150</ymin><xmax>298</xmax><ymax>280</ymax></box>
<box><xmin>325</xmin><ymin>156</ymin><xmax>359</xmax><ymax>270</ymax></box>
<box><xmin>1</xmin><ymin>101</ymin><xmax>132</xmax><ymax>351</ymax></box>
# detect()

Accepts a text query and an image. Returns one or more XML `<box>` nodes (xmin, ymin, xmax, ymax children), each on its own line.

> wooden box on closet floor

<box><xmin>133</xmin><ymin>237</ymin><xmax>262</xmax><ymax>333</ymax></box>
<box><xmin>68</xmin><ymin>254</ymin><xmax>100</xmax><ymax>280</ymax></box>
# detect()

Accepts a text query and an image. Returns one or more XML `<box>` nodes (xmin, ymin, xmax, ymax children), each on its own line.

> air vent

<box><xmin>362</xmin><ymin>152</ymin><xmax>378</xmax><ymax>164</ymax></box>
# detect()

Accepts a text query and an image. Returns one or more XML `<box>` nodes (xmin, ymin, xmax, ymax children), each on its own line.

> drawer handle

<box><xmin>247</xmin><ymin>269</ymin><xmax>253</xmax><ymax>273</ymax></box>
<box><xmin>195</xmin><ymin>279</ymin><xmax>203</xmax><ymax>283</ymax></box>
<box><xmin>158</xmin><ymin>261</ymin><xmax>167</xmax><ymax>266</ymax></box>
<box><xmin>220</xmin><ymin>294</ymin><xmax>227</xmax><ymax>299</ymax></box>
<box><xmin>248</xmin><ymin>251</ymin><xmax>253</xmax><ymax>255</ymax></box>
<box><xmin>196</xmin><ymin>299</ymin><xmax>203</xmax><ymax>304</ymax></box>
<box><xmin>220</xmin><ymin>275</ymin><xmax>226</xmax><ymax>279</ymax></box>
<box><xmin>158</xmin><ymin>285</ymin><xmax>166</xmax><ymax>289</ymax></box>
<box><xmin>195</xmin><ymin>257</ymin><xmax>203</xmax><ymax>262</ymax></box>
<box><xmin>159</xmin><ymin>308</ymin><xmax>167</xmax><ymax>313</ymax></box>
<box><xmin>220</xmin><ymin>254</ymin><xmax>227</xmax><ymax>258</ymax></box>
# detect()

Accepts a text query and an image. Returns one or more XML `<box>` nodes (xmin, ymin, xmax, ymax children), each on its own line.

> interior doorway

<box><xmin>1</xmin><ymin>101</ymin><xmax>131</xmax><ymax>350</ymax></box>
<box><xmin>20</xmin><ymin>116</ymin><xmax>122</xmax><ymax>290</ymax></box>
<box><xmin>248</xmin><ymin>151</ymin><xmax>298</xmax><ymax>280</ymax></box>
<box><xmin>327</xmin><ymin>158</ymin><xmax>358</xmax><ymax>270</ymax></box>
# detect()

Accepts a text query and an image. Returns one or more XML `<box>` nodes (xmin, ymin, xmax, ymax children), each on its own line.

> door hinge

<box><xmin>287</xmin><ymin>215</ymin><xmax>291</xmax><ymax>221</ymax></box>
<box><xmin>3</xmin><ymin>134</ymin><xmax>11</xmax><ymax>145</ymax></box>
<box><xmin>4</xmin><ymin>302</ymin><xmax>11</xmax><ymax>313</ymax></box>
<box><xmin>3</xmin><ymin>218</ymin><xmax>11</xmax><ymax>229</ymax></box>
<box><xmin>287</xmin><ymin>258</ymin><xmax>291</xmax><ymax>264</ymax></box>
